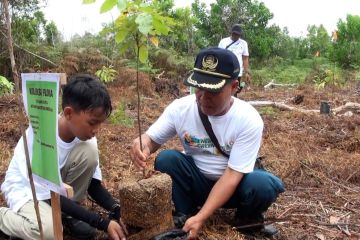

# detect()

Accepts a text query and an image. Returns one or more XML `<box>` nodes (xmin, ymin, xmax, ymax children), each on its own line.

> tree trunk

<box><xmin>3</xmin><ymin>0</ymin><xmax>44</xmax><ymax>239</ymax></box>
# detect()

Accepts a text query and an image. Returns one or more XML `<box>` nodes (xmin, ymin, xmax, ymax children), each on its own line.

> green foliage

<box><xmin>192</xmin><ymin>0</ymin><xmax>275</xmax><ymax>60</ymax></box>
<box><xmin>332</xmin><ymin>15</ymin><xmax>360</xmax><ymax>69</ymax></box>
<box><xmin>0</xmin><ymin>1</ymin><xmax>63</xmax><ymax>76</ymax></box>
<box><xmin>258</xmin><ymin>106</ymin><xmax>277</xmax><ymax>116</ymax></box>
<box><xmin>306</xmin><ymin>24</ymin><xmax>331</xmax><ymax>58</ymax></box>
<box><xmin>100</xmin><ymin>0</ymin><xmax>118</xmax><ymax>13</ymax></box>
<box><xmin>12</xmin><ymin>10</ymin><xmax>46</xmax><ymax>44</ymax></box>
<box><xmin>109</xmin><ymin>101</ymin><xmax>134</xmax><ymax>127</ymax></box>
<box><xmin>160</xmin><ymin>7</ymin><xmax>197</xmax><ymax>54</ymax></box>
<box><xmin>10</xmin><ymin>10</ymin><xmax>61</xmax><ymax>47</ymax></box>
<box><xmin>150</xmin><ymin>48</ymin><xmax>193</xmax><ymax>78</ymax></box>
<box><xmin>95</xmin><ymin>65</ymin><xmax>117</xmax><ymax>83</ymax></box>
<box><xmin>126</xmin><ymin>60</ymin><xmax>159</xmax><ymax>74</ymax></box>
<box><xmin>0</xmin><ymin>76</ymin><xmax>14</xmax><ymax>96</ymax></box>
<box><xmin>310</xmin><ymin>58</ymin><xmax>342</xmax><ymax>89</ymax></box>
<box><xmin>251</xmin><ymin>58</ymin><xmax>313</xmax><ymax>86</ymax></box>
<box><xmin>8</xmin><ymin>0</ymin><xmax>44</xmax><ymax>16</ymax></box>
<box><xmin>44</xmin><ymin>21</ymin><xmax>61</xmax><ymax>46</ymax></box>
<box><xmin>83</xmin><ymin>0</ymin><xmax>96</xmax><ymax>3</ymax></box>
<box><xmin>68</xmin><ymin>31</ymin><xmax>116</xmax><ymax>60</ymax></box>
<box><xmin>99</xmin><ymin>0</ymin><xmax>175</xmax><ymax>64</ymax></box>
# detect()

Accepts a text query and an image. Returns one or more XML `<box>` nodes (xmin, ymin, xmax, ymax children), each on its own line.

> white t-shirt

<box><xmin>1</xmin><ymin>129</ymin><xmax>102</xmax><ymax>212</ymax></box>
<box><xmin>146</xmin><ymin>95</ymin><xmax>263</xmax><ymax>180</ymax></box>
<box><xmin>218</xmin><ymin>37</ymin><xmax>249</xmax><ymax>76</ymax></box>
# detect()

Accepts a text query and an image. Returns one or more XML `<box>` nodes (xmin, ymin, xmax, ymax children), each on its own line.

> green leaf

<box><xmin>118</xmin><ymin>42</ymin><xmax>131</xmax><ymax>55</ymax></box>
<box><xmin>117</xmin><ymin>0</ymin><xmax>127</xmax><ymax>12</ymax></box>
<box><xmin>138</xmin><ymin>45</ymin><xmax>148</xmax><ymax>63</ymax></box>
<box><xmin>100</xmin><ymin>0</ymin><xmax>117</xmax><ymax>13</ymax></box>
<box><xmin>83</xmin><ymin>0</ymin><xmax>96</xmax><ymax>4</ymax></box>
<box><xmin>115</xmin><ymin>29</ymin><xmax>129</xmax><ymax>43</ymax></box>
<box><xmin>153</xmin><ymin>17</ymin><xmax>169</xmax><ymax>35</ymax></box>
<box><xmin>135</xmin><ymin>13</ymin><xmax>153</xmax><ymax>35</ymax></box>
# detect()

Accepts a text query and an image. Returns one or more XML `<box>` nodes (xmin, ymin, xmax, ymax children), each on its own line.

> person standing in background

<box><xmin>218</xmin><ymin>24</ymin><xmax>250</xmax><ymax>95</ymax></box>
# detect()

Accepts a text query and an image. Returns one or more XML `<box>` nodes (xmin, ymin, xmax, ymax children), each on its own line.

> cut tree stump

<box><xmin>119</xmin><ymin>172</ymin><xmax>174</xmax><ymax>240</ymax></box>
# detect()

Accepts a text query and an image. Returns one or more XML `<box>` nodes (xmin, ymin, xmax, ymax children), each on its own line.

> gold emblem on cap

<box><xmin>202</xmin><ymin>55</ymin><xmax>218</xmax><ymax>71</ymax></box>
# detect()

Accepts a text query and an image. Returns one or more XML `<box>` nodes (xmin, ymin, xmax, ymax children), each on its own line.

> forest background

<box><xmin>0</xmin><ymin>0</ymin><xmax>360</xmax><ymax>93</ymax></box>
<box><xmin>1</xmin><ymin>1</ymin><xmax>360</xmax><ymax>239</ymax></box>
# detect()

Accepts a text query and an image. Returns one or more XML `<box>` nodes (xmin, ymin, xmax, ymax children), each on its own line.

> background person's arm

<box><xmin>242</xmin><ymin>55</ymin><xmax>250</xmax><ymax>84</ymax></box>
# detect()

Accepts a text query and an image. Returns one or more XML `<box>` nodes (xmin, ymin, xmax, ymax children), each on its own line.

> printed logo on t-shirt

<box><xmin>183</xmin><ymin>132</ymin><xmax>234</xmax><ymax>156</ymax></box>
<box><xmin>184</xmin><ymin>132</ymin><xmax>214</xmax><ymax>148</ymax></box>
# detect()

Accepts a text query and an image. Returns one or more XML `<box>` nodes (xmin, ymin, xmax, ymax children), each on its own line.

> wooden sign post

<box><xmin>51</xmin><ymin>185</ymin><xmax>73</xmax><ymax>240</ymax></box>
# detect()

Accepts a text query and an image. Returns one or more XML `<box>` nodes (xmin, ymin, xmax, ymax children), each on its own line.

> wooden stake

<box><xmin>51</xmin><ymin>191</ymin><xmax>63</xmax><ymax>240</ymax></box>
<box><xmin>51</xmin><ymin>184</ymin><xmax>73</xmax><ymax>240</ymax></box>
<box><xmin>3</xmin><ymin>0</ymin><xmax>44</xmax><ymax>239</ymax></box>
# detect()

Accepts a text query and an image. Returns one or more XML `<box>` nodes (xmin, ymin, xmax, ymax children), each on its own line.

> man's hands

<box><xmin>107</xmin><ymin>219</ymin><xmax>128</xmax><ymax>240</ymax></box>
<box><xmin>129</xmin><ymin>137</ymin><xmax>151</xmax><ymax>170</ymax></box>
<box><xmin>182</xmin><ymin>215</ymin><xmax>206</xmax><ymax>240</ymax></box>
<box><xmin>129</xmin><ymin>134</ymin><xmax>161</xmax><ymax>170</ymax></box>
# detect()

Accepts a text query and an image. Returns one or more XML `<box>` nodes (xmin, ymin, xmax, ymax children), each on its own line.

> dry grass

<box><xmin>0</xmin><ymin>72</ymin><xmax>359</xmax><ymax>239</ymax></box>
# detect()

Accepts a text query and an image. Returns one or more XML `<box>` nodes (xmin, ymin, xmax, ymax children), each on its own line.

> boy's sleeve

<box><xmin>60</xmin><ymin>195</ymin><xmax>110</xmax><ymax>231</ymax></box>
<box><xmin>87</xmin><ymin>178</ymin><xmax>119</xmax><ymax>214</ymax></box>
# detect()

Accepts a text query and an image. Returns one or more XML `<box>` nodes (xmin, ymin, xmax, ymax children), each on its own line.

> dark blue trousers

<box><xmin>154</xmin><ymin>150</ymin><xmax>285</xmax><ymax>218</ymax></box>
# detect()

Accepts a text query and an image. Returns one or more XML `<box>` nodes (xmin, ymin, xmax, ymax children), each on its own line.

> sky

<box><xmin>43</xmin><ymin>0</ymin><xmax>360</xmax><ymax>40</ymax></box>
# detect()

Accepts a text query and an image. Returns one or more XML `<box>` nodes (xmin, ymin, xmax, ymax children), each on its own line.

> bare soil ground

<box><xmin>0</xmin><ymin>70</ymin><xmax>359</xmax><ymax>240</ymax></box>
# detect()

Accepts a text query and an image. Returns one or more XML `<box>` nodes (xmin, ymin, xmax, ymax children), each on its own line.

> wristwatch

<box><xmin>109</xmin><ymin>203</ymin><xmax>121</xmax><ymax>220</ymax></box>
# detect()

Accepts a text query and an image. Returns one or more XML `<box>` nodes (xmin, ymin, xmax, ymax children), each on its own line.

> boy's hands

<box><xmin>107</xmin><ymin>219</ymin><xmax>128</xmax><ymax>240</ymax></box>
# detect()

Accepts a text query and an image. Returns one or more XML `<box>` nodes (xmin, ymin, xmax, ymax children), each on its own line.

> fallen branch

<box><xmin>248</xmin><ymin>101</ymin><xmax>360</xmax><ymax>115</ymax></box>
<box><xmin>264</xmin><ymin>80</ymin><xmax>298</xmax><ymax>90</ymax></box>
<box><xmin>332</xmin><ymin>102</ymin><xmax>360</xmax><ymax>115</ymax></box>
<box><xmin>300</xmin><ymin>161</ymin><xmax>359</xmax><ymax>193</ymax></box>
<box><xmin>315</xmin><ymin>221</ymin><xmax>360</xmax><ymax>227</ymax></box>
<box><xmin>155</xmin><ymin>70</ymin><xmax>165</xmax><ymax>80</ymax></box>
<box><xmin>0</xmin><ymin>29</ymin><xmax>56</xmax><ymax>66</ymax></box>
<box><xmin>232</xmin><ymin>217</ymin><xmax>290</xmax><ymax>230</ymax></box>
<box><xmin>248</xmin><ymin>100</ymin><xmax>319</xmax><ymax>113</ymax></box>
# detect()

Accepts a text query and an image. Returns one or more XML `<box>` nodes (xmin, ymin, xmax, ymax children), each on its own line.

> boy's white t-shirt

<box><xmin>146</xmin><ymin>95</ymin><xmax>263</xmax><ymax>180</ymax></box>
<box><xmin>1</xmin><ymin>130</ymin><xmax>102</xmax><ymax>212</ymax></box>
<box><xmin>218</xmin><ymin>37</ymin><xmax>249</xmax><ymax>76</ymax></box>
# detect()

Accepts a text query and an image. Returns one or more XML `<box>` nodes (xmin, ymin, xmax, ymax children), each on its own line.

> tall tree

<box><xmin>306</xmin><ymin>24</ymin><xmax>331</xmax><ymax>57</ymax></box>
<box><xmin>332</xmin><ymin>15</ymin><xmax>360</xmax><ymax>68</ymax></box>
<box><xmin>2</xmin><ymin>0</ymin><xmax>44</xmax><ymax>239</ymax></box>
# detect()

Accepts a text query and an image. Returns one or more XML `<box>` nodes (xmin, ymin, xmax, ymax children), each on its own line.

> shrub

<box><xmin>0</xmin><ymin>76</ymin><xmax>14</xmax><ymax>96</ymax></box>
<box><xmin>95</xmin><ymin>65</ymin><xmax>117</xmax><ymax>83</ymax></box>
<box><xmin>109</xmin><ymin>101</ymin><xmax>134</xmax><ymax>127</ymax></box>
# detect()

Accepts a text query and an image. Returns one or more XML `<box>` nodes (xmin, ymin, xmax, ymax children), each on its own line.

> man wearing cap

<box><xmin>219</xmin><ymin>24</ymin><xmax>250</xmax><ymax>94</ymax></box>
<box><xmin>130</xmin><ymin>48</ymin><xmax>284</xmax><ymax>239</ymax></box>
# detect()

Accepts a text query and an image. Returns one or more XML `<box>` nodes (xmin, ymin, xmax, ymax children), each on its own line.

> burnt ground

<box><xmin>0</xmin><ymin>70</ymin><xmax>359</xmax><ymax>240</ymax></box>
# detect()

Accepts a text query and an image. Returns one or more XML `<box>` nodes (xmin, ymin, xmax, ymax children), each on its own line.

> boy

<box><xmin>0</xmin><ymin>74</ymin><xmax>127</xmax><ymax>240</ymax></box>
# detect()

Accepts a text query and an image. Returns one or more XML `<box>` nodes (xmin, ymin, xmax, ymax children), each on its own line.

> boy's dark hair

<box><xmin>62</xmin><ymin>74</ymin><xmax>112</xmax><ymax>117</ymax></box>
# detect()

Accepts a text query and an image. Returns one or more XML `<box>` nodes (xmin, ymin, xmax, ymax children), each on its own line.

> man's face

<box><xmin>195</xmin><ymin>80</ymin><xmax>238</xmax><ymax>116</ymax></box>
<box><xmin>65</xmin><ymin>107</ymin><xmax>107</xmax><ymax>141</ymax></box>
<box><xmin>231</xmin><ymin>32</ymin><xmax>241</xmax><ymax>41</ymax></box>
